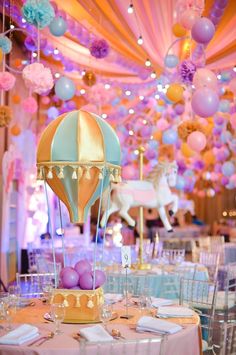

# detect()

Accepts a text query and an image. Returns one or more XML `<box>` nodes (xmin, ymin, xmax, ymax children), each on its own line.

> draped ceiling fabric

<box><xmin>49</xmin><ymin>0</ymin><xmax>236</xmax><ymax>80</ymax></box>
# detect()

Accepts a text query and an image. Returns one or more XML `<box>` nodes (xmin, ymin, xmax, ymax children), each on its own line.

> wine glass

<box><xmin>100</xmin><ymin>304</ymin><xmax>112</xmax><ymax>329</ymax></box>
<box><xmin>50</xmin><ymin>303</ymin><xmax>65</xmax><ymax>335</ymax></box>
<box><xmin>8</xmin><ymin>285</ymin><xmax>21</xmax><ymax>309</ymax></box>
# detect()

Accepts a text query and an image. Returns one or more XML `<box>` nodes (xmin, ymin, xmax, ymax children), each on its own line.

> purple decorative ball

<box><xmin>191</xmin><ymin>18</ymin><xmax>215</xmax><ymax>44</ymax></box>
<box><xmin>94</xmin><ymin>270</ymin><xmax>106</xmax><ymax>288</ymax></box>
<box><xmin>74</xmin><ymin>260</ymin><xmax>92</xmax><ymax>276</ymax></box>
<box><xmin>79</xmin><ymin>271</ymin><xmax>93</xmax><ymax>290</ymax></box>
<box><xmin>191</xmin><ymin>88</ymin><xmax>219</xmax><ymax>117</ymax></box>
<box><xmin>174</xmin><ymin>103</ymin><xmax>185</xmax><ymax>115</ymax></box>
<box><xmin>61</xmin><ymin>268</ymin><xmax>79</xmax><ymax>289</ymax></box>
<box><xmin>90</xmin><ymin>39</ymin><xmax>109</xmax><ymax>59</ymax></box>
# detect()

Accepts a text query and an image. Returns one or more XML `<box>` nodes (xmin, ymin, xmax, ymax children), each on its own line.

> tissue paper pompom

<box><xmin>90</xmin><ymin>39</ymin><xmax>109</xmax><ymax>59</ymax></box>
<box><xmin>0</xmin><ymin>72</ymin><xmax>16</xmax><ymax>91</ymax></box>
<box><xmin>0</xmin><ymin>105</ymin><xmax>13</xmax><ymax>127</ymax></box>
<box><xmin>22</xmin><ymin>63</ymin><xmax>54</xmax><ymax>94</ymax></box>
<box><xmin>179</xmin><ymin>60</ymin><xmax>197</xmax><ymax>84</ymax></box>
<box><xmin>22</xmin><ymin>0</ymin><xmax>55</xmax><ymax>29</ymax></box>
<box><xmin>0</xmin><ymin>35</ymin><xmax>12</xmax><ymax>54</ymax></box>
<box><xmin>22</xmin><ymin>96</ymin><xmax>38</xmax><ymax>114</ymax></box>
<box><xmin>177</xmin><ymin>120</ymin><xmax>204</xmax><ymax>141</ymax></box>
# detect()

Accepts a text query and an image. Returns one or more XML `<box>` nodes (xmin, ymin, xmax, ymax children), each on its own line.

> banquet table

<box><xmin>0</xmin><ymin>299</ymin><xmax>202</xmax><ymax>355</ymax></box>
<box><xmin>104</xmin><ymin>263</ymin><xmax>208</xmax><ymax>299</ymax></box>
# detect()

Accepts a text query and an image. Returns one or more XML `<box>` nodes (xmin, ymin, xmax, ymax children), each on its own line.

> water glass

<box><xmin>42</xmin><ymin>283</ymin><xmax>53</xmax><ymax>304</ymax></box>
<box><xmin>123</xmin><ymin>283</ymin><xmax>133</xmax><ymax>306</ymax></box>
<box><xmin>138</xmin><ymin>295</ymin><xmax>152</xmax><ymax>315</ymax></box>
<box><xmin>100</xmin><ymin>304</ymin><xmax>112</xmax><ymax>328</ymax></box>
<box><xmin>8</xmin><ymin>285</ymin><xmax>21</xmax><ymax>308</ymax></box>
<box><xmin>51</xmin><ymin>303</ymin><xmax>65</xmax><ymax>335</ymax></box>
<box><xmin>0</xmin><ymin>292</ymin><xmax>9</xmax><ymax>320</ymax></box>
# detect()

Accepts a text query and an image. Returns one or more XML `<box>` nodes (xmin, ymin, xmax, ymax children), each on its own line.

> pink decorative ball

<box><xmin>94</xmin><ymin>270</ymin><xmax>106</xmax><ymax>288</ymax></box>
<box><xmin>187</xmin><ymin>131</ymin><xmax>207</xmax><ymax>152</ymax></box>
<box><xmin>180</xmin><ymin>9</ymin><xmax>199</xmax><ymax>30</ymax></box>
<box><xmin>22</xmin><ymin>96</ymin><xmax>38</xmax><ymax>114</ymax></box>
<box><xmin>74</xmin><ymin>260</ymin><xmax>92</xmax><ymax>276</ymax></box>
<box><xmin>191</xmin><ymin>88</ymin><xmax>219</xmax><ymax>117</ymax></box>
<box><xmin>79</xmin><ymin>271</ymin><xmax>93</xmax><ymax>290</ymax></box>
<box><xmin>0</xmin><ymin>72</ymin><xmax>16</xmax><ymax>91</ymax></box>
<box><xmin>60</xmin><ymin>267</ymin><xmax>79</xmax><ymax>289</ymax></box>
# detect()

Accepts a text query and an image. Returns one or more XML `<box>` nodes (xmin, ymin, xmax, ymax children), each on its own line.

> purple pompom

<box><xmin>90</xmin><ymin>39</ymin><xmax>109</xmax><ymax>59</ymax></box>
<box><xmin>179</xmin><ymin>60</ymin><xmax>197</xmax><ymax>84</ymax></box>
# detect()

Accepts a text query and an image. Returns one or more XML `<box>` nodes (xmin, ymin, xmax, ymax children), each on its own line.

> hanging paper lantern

<box><xmin>49</xmin><ymin>16</ymin><xmax>67</xmax><ymax>36</ymax></box>
<box><xmin>90</xmin><ymin>39</ymin><xmax>109</xmax><ymax>59</ymax></box>
<box><xmin>0</xmin><ymin>105</ymin><xmax>13</xmax><ymax>127</ymax></box>
<box><xmin>22</xmin><ymin>0</ymin><xmax>55</xmax><ymax>29</ymax></box>
<box><xmin>0</xmin><ymin>72</ymin><xmax>16</xmax><ymax>91</ymax></box>
<box><xmin>10</xmin><ymin>124</ymin><xmax>21</xmax><ymax>136</ymax></box>
<box><xmin>82</xmin><ymin>71</ymin><xmax>97</xmax><ymax>87</ymax></box>
<box><xmin>37</xmin><ymin>110</ymin><xmax>121</xmax><ymax>223</ymax></box>
<box><xmin>22</xmin><ymin>96</ymin><xmax>38</xmax><ymax>114</ymax></box>
<box><xmin>22</xmin><ymin>63</ymin><xmax>54</xmax><ymax>95</ymax></box>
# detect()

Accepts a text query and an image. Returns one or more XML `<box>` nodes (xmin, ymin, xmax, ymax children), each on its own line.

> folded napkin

<box><xmin>137</xmin><ymin>316</ymin><xmax>182</xmax><ymax>334</ymax></box>
<box><xmin>0</xmin><ymin>324</ymin><xmax>39</xmax><ymax>345</ymax></box>
<box><xmin>157</xmin><ymin>306</ymin><xmax>194</xmax><ymax>318</ymax></box>
<box><xmin>151</xmin><ymin>298</ymin><xmax>173</xmax><ymax>308</ymax></box>
<box><xmin>79</xmin><ymin>325</ymin><xmax>113</xmax><ymax>342</ymax></box>
<box><xmin>104</xmin><ymin>293</ymin><xmax>123</xmax><ymax>304</ymax></box>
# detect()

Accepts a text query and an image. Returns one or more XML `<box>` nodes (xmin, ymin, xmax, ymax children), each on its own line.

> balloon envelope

<box><xmin>37</xmin><ymin>110</ymin><xmax>121</xmax><ymax>223</ymax></box>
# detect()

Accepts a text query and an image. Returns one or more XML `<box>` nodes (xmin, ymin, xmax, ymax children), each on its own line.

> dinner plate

<box><xmin>18</xmin><ymin>297</ymin><xmax>34</xmax><ymax>307</ymax></box>
<box><xmin>43</xmin><ymin>312</ymin><xmax>118</xmax><ymax>324</ymax></box>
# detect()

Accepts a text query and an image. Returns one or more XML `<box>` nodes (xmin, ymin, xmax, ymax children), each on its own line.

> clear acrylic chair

<box><xmin>179</xmin><ymin>278</ymin><xmax>217</xmax><ymax>353</ymax></box>
<box><xmin>16</xmin><ymin>272</ymin><xmax>56</xmax><ymax>298</ymax></box>
<box><xmin>160</xmin><ymin>249</ymin><xmax>185</xmax><ymax>264</ymax></box>
<box><xmin>217</xmin><ymin>321</ymin><xmax>236</xmax><ymax>355</ymax></box>
<box><xmin>79</xmin><ymin>336</ymin><xmax>165</xmax><ymax>355</ymax></box>
<box><xmin>199</xmin><ymin>251</ymin><xmax>220</xmax><ymax>281</ymax></box>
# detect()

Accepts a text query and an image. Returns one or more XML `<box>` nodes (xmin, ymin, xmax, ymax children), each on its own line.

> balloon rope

<box><xmin>58</xmin><ymin>198</ymin><xmax>66</xmax><ymax>268</ymax></box>
<box><xmin>43</xmin><ymin>178</ymin><xmax>58</xmax><ymax>288</ymax></box>
<box><xmin>101</xmin><ymin>183</ymin><xmax>112</xmax><ymax>269</ymax></box>
<box><xmin>92</xmin><ymin>168</ymin><xmax>105</xmax><ymax>290</ymax></box>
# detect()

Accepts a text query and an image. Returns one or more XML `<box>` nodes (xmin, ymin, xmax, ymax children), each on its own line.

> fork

<box><xmin>36</xmin><ymin>332</ymin><xmax>54</xmax><ymax>346</ymax></box>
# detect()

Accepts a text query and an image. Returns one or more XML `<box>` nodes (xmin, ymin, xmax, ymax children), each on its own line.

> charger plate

<box><xmin>44</xmin><ymin>312</ymin><xmax>118</xmax><ymax>324</ymax></box>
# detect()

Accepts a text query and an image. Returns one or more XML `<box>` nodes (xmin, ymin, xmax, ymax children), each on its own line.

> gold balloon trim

<box><xmin>37</xmin><ymin>161</ymin><xmax>122</xmax><ymax>183</ymax></box>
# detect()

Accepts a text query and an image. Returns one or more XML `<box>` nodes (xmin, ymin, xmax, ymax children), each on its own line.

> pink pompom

<box><xmin>22</xmin><ymin>96</ymin><xmax>38</xmax><ymax>114</ymax></box>
<box><xmin>0</xmin><ymin>72</ymin><xmax>16</xmax><ymax>91</ymax></box>
<box><xmin>22</xmin><ymin>63</ymin><xmax>54</xmax><ymax>95</ymax></box>
<box><xmin>74</xmin><ymin>259</ymin><xmax>92</xmax><ymax>276</ymax></box>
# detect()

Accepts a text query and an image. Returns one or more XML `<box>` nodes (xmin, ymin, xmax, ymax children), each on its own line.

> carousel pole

<box><xmin>138</xmin><ymin>146</ymin><xmax>151</xmax><ymax>270</ymax></box>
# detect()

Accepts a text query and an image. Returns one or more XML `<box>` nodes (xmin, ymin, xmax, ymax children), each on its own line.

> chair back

<box><xmin>213</xmin><ymin>321</ymin><xmax>236</xmax><ymax>355</ymax></box>
<box><xmin>199</xmin><ymin>251</ymin><xmax>220</xmax><ymax>281</ymax></box>
<box><xmin>160</xmin><ymin>249</ymin><xmax>185</xmax><ymax>264</ymax></box>
<box><xmin>16</xmin><ymin>272</ymin><xmax>55</xmax><ymax>298</ymax></box>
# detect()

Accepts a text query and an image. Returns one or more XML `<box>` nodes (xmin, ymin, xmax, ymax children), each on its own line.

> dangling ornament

<box><xmin>82</xmin><ymin>71</ymin><xmax>96</xmax><ymax>87</ymax></box>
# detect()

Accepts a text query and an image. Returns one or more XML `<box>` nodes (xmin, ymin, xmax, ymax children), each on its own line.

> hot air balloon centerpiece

<box><xmin>36</xmin><ymin>110</ymin><xmax>121</xmax><ymax>323</ymax></box>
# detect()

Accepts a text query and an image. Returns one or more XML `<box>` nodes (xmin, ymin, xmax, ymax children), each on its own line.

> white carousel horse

<box><xmin>100</xmin><ymin>161</ymin><xmax>178</xmax><ymax>232</ymax></box>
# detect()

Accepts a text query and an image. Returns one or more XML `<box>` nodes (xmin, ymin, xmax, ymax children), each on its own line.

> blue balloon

<box><xmin>164</xmin><ymin>54</ymin><xmax>179</xmax><ymax>68</ymax></box>
<box><xmin>220</xmin><ymin>71</ymin><xmax>231</xmax><ymax>82</ymax></box>
<box><xmin>175</xmin><ymin>175</ymin><xmax>185</xmax><ymax>190</ymax></box>
<box><xmin>47</xmin><ymin>106</ymin><xmax>59</xmax><ymax>120</ymax></box>
<box><xmin>49</xmin><ymin>16</ymin><xmax>67</xmax><ymax>37</ymax></box>
<box><xmin>55</xmin><ymin>76</ymin><xmax>76</xmax><ymax>101</ymax></box>
<box><xmin>162</xmin><ymin>129</ymin><xmax>178</xmax><ymax>144</ymax></box>
<box><xmin>219</xmin><ymin>100</ymin><xmax>230</xmax><ymax>113</ymax></box>
<box><xmin>220</xmin><ymin>130</ymin><xmax>232</xmax><ymax>144</ymax></box>
<box><xmin>222</xmin><ymin>161</ymin><xmax>235</xmax><ymax>177</ymax></box>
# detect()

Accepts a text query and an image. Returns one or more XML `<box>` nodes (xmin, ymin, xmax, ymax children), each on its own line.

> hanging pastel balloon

<box><xmin>193</xmin><ymin>69</ymin><xmax>217</xmax><ymax>90</ymax></box>
<box><xmin>222</xmin><ymin>161</ymin><xmax>235</xmax><ymax>177</ymax></box>
<box><xmin>172</xmin><ymin>23</ymin><xmax>187</xmax><ymax>37</ymax></box>
<box><xmin>55</xmin><ymin>76</ymin><xmax>76</xmax><ymax>100</ymax></box>
<box><xmin>175</xmin><ymin>175</ymin><xmax>185</xmax><ymax>190</ymax></box>
<box><xmin>162</xmin><ymin>128</ymin><xmax>178</xmax><ymax>144</ymax></box>
<box><xmin>174</xmin><ymin>102</ymin><xmax>185</xmax><ymax>115</ymax></box>
<box><xmin>187</xmin><ymin>131</ymin><xmax>207</xmax><ymax>152</ymax></box>
<box><xmin>166</xmin><ymin>83</ymin><xmax>184</xmax><ymax>102</ymax></box>
<box><xmin>191</xmin><ymin>88</ymin><xmax>219</xmax><ymax>117</ymax></box>
<box><xmin>164</xmin><ymin>54</ymin><xmax>179</xmax><ymax>68</ymax></box>
<box><xmin>218</xmin><ymin>100</ymin><xmax>230</xmax><ymax>113</ymax></box>
<box><xmin>180</xmin><ymin>9</ymin><xmax>199</xmax><ymax>30</ymax></box>
<box><xmin>49</xmin><ymin>16</ymin><xmax>67</xmax><ymax>36</ymax></box>
<box><xmin>191</xmin><ymin>17</ymin><xmax>215</xmax><ymax>44</ymax></box>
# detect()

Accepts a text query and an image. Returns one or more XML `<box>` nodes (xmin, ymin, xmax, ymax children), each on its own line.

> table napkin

<box><xmin>137</xmin><ymin>316</ymin><xmax>182</xmax><ymax>334</ymax></box>
<box><xmin>151</xmin><ymin>298</ymin><xmax>173</xmax><ymax>308</ymax></box>
<box><xmin>104</xmin><ymin>293</ymin><xmax>123</xmax><ymax>304</ymax></box>
<box><xmin>79</xmin><ymin>325</ymin><xmax>113</xmax><ymax>342</ymax></box>
<box><xmin>157</xmin><ymin>306</ymin><xmax>194</xmax><ymax>318</ymax></box>
<box><xmin>0</xmin><ymin>324</ymin><xmax>39</xmax><ymax>345</ymax></box>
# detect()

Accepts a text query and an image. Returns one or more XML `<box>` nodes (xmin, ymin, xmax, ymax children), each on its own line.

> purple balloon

<box><xmin>191</xmin><ymin>18</ymin><xmax>215</xmax><ymax>44</ymax></box>
<box><xmin>94</xmin><ymin>270</ymin><xmax>106</xmax><ymax>288</ymax></box>
<box><xmin>79</xmin><ymin>272</ymin><xmax>93</xmax><ymax>290</ymax></box>
<box><xmin>221</xmin><ymin>176</ymin><xmax>229</xmax><ymax>186</ymax></box>
<box><xmin>61</xmin><ymin>268</ymin><xmax>79</xmax><ymax>289</ymax></box>
<box><xmin>174</xmin><ymin>103</ymin><xmax>185</xmax><ymax>115</ymax></box>
<box><xmin>210</xmin><ymin>14</ymin><xmax>221</xmax><ymax>25</ymax></box>
<box><xmin>191</xmin><ymin>88</ymin><xmax>219</xmax><ymax>117</ymax></box>
<box><xmin>214</xmin><ymin>0</ymin><xmax>228</xmax><ymax>9</ymax></box>
<box><xmin>74</xmin><ymin>260</ymin><xmax>92</xmax><ymax>276</ymax></box>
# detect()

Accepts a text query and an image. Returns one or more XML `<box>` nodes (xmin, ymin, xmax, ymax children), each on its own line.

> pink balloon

<box><xmin>229</xmin><ymin>78</ymin><xmax>236</xmax><ymax>95</ymax></box>
<box><xmin>74</xmin><ymin>260</ymin><xmax>92</xmax><ymax>276</ymax></box>
<box><xmin>230</xmin><ymin>113</ymin><xmax>236</xmax><ymax>129</ymax></box>
<box><xmin>79</xmin><ymin>271</ymin><xmax>93</xmax><ymax>290</ymax></box>
<box><xmin>193</xmin><ymin>69</ymin><xmax>217</xmax><ymax>90</ymax></box>
<box><xmin>94</xmin><ymin>270</ymin><xmax>106</xmax><ymax>288</ymax></box>
<box><xmin>61</xmin><ymin>268</ymin><xmax>79</xmax><ymax>289</ymax></box>
<box><xmin>191</xmin><ymin>88</ymin><xmax>219</xmax><ymax>117</ymax></box>
<box><xmin>187</xmin><ymin>131</ymin><xmax>207</xmax><ymax>152</ymax></box>
<box><xmin>191</xmin><ymin>17</ymin><xmax>215</xmax><ymax>44</ymax></box>
<box><xmin>156</xmin><ymin>118</ymin><xmax>169</xmax><ymax>131</ymax></box>
<box><xmin>180</xmin><ymin>9</ymin><xmax>199</xmax><ymax>30</ymax></box>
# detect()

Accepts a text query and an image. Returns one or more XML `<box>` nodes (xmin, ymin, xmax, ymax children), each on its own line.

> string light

<box><xmin>233</xmin><ymin>66</ymin><xmax>236</xmax><ymax>72</ymax></box>
<box><xmin>129</xmin><ymin>130</ymin><xmax>134</xmax><ymax>135</ymax></box>
<box><xmin>104</xmin><ymin>84</ymin><xmax>110</xmax><ymax>90</ymax></box>
<box><xmin>217</xmin><ymin>74</ymin><xmax>221</xmax><ymax>80</ymax></box>
<box><xmin>125</xmin><ymin>90</ymin><xmax>131</xmax><ymax>96</ymax></box>
<box><xmin>155</xmin><ymin>94</ymin><xmax>160</xmax><ymax>99</ymax></box>
<box><xmin>101</xmin><ymin>113</ymin><xmax>107</xmax><ymax>119</ymax></box>
<box><xmin>32</xmin><ymin>52</ymin><xmax>37</xmax><ymax>58</ymax></box>
<box><xmin>150</xmin><ymin>71</ymin><xmax>156</xmax><ymax>79</ymax></box>
<box><xmin>129</xmin><ymin>108</ymin><xmax>134</xmax><ymax>114</ymax></box>
<box><xmin>10</xmin><ymin>24</ymin><xmax>15</xmax><ymax>29</ymax></box>
<box><xmin>139</xmin><ymin>95</ymin><xmax>144</xmax><ymax>100</ymax></box>
<box><xmin>145</xmin><ymin>58</ymin><xmax>151</xmax><ymax>67</ymax></box>
<box><xmin>80</xmin><ymin>89</ymin><xmax>86</xmax><ymax>95</ymax></box>
<box><xmin>54</xmin><ymin>48</ymin><xmax>59</xmax><ymax>55</ymax></box>
<box><xmin>137</xmin><ymin>36</ymin><xmax>143</xmax><ymax>45</ymax></box>
<box><xmin>127</xmin><ymin>3</ymin><xmax>134</xmax><ymax>14</ymax></box>
<box><xmin>21</xmin><ymin>18</ymin><xmax>26</xmax><ymax>23</ymax></box>
<box><xmin>54</xmin><ymin>72</ymin><xmax>60</xmax><ymax>78</ymax></box>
